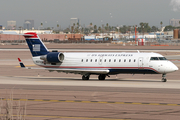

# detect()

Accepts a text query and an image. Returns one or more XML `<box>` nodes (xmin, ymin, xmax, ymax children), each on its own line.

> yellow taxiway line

<box><xmin>1</xmin><ymin>98</ymin><xmax>180</xmax><ymax>107</ymax></box>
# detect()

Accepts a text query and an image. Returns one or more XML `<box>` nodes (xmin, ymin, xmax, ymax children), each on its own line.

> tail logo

<box><xmin>33</xmin><ymin>44</ymin><xmax>40</xmax><ymax>51</ymax></box>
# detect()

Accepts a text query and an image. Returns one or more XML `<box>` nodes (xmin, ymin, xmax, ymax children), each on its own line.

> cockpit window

<box><xmin>159</xmin><ymin>57</ymin><xmax>167</xmax><ymax>60</ymax></box>
<box><xmin>150</xmin><ymin>57</ymin><xmax>167</xmax><ymax>61</ymax></box>
<box><xmin>150</xmin><ymin>57</ymin><xmax>159</xmax><ymax>60</ymax></box>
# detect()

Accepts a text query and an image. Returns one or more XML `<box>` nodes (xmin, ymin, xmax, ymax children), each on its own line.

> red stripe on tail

<box><xmin>23</xmin><ymin>32</ymin><xmax>38</xmax><ymax>38</ymax></box>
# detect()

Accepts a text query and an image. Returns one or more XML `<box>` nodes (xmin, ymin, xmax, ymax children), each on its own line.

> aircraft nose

<box><xmin>172</xmin><ymin>65</ymin><xmax>179</xmax><ymax>71</ymax></box>
<box><xmin>169</xmin><ymin>63</ymin><xmax>179</xmax><ymax>72</ymax></box>
<box><xmin>165</xmin><ymin>62</ymin><xmax>178</xmax><ymax>73</ymax></box>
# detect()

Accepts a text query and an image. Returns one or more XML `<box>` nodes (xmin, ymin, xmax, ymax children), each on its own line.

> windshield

<box><xmin>150</xmin><ymin>57</ymin><xmax>167</xmax><ymax>61</ymax></box>
<box><xmin>158</xmin><ymin>57</ymin><xmax>167</xmax><ymax>60</ymax></box>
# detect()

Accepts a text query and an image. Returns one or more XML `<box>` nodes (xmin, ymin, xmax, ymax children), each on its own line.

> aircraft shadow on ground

<box><xmin>28</xmin><ymin>77</ymin><xmax>160</xmax><ymax>82</ymax></box>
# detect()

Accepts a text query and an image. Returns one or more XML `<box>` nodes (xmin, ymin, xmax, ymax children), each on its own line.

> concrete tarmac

<box><xmin>0</xmin><ymin>83</ymin><xmax>180</xmax><ymax>120</ymax></box>
<box><xmin>0</xmin><ymin>48</ymin><xmax>180</xmax><ymax>120</ymax></box>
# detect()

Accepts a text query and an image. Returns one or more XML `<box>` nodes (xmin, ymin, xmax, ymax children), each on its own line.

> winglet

<box><xmin>18</xmin><ymin>58</ymin><xmax>25</xmax><ymax>68</ymax></box>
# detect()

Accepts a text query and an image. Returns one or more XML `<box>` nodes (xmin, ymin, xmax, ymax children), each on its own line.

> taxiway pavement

<box><xmin>0</xmin><ymin>48</ymin><xmax>180</xmax><ymax>120</ymax></box>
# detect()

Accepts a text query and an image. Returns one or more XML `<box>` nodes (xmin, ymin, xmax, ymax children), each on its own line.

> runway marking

<box><xmin>0</xmin><ymin>114</ymin><xmax>131</xmax><ymax>120</ymax></box>
<box><xmin>1</xmin><ymin>98</ymin><xmax>180</xmax><ymax>107</ymax></box>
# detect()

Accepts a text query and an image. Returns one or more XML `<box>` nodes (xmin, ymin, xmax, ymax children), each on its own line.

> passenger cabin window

<box><xmin>104</xmin><ymin>59</ymin><xmax>106</xmax><ymax>62</ymax></box>
<box><xmin>114</xmin><ymin>59</ymin><xmax>116</xmax><ymax>62</ymax></box>
<box><xmin>95</xmin><ymin>59</ymin><xmax>97</xmax><ymax>62</ymax></box>
<box><xmin>129</xmin><ymin>59</ymin><xmax>131</xmax><ymax>62</ymax></box>
<box><xmin>81</xmin><ymin>59</ymin><xmax>83</xmax><ymax>62</ymax></box>
<box><xmin>119</xmin><ymin>59</ymin><xmax>121</xmax><ymax>62</ymax></box>
<box><xmin>109</xmin><ymin>59</ymin><xmax>111</xmax><ymax>62</ymax></box>
<box><xmin>86</xmin><ymin>59</ymin><xmax>88</xmax><ymax>62</ymax></box>
<box><xmin>124</xmin><ymin>59</ymin><xmax>126</xmax><ymax>62</ymax></box>
<box><xmin>90</xmin><ymin>59</ymin><xmax>92</xmax><ymax>62</ymax></box>
<box><xmin>134</xmin><ymin>59</ymin><xmax>136</xmax><ymax>62</ymax></box>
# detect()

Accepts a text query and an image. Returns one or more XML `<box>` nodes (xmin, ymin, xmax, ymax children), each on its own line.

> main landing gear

<box><xmin>82</xmin><ymin>74</ymin><xmax>108</xmax><ymax>80</ymax></box>
<box><xmin>162</xmin><ymin>74</ymin><xmax>167</xmax><ymax>82</ymax></box>
<box><xmin>98</xmin><ymin>74</ymin><xmax>106</xmax><ymax>80</ymax></box>
<box><xmin>82</xmin><ymin>75</ymin><xmax>90</xmax><ymax>80</ymax></box>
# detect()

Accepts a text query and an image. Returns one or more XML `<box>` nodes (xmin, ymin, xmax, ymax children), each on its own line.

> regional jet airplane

<box><xmin>18</xmin><ymin>32</ymin><xmax>178</xmax><ymax>82</ymax></box>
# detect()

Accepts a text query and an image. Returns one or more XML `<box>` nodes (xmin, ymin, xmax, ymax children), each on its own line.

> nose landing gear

<box><xmin>162</xmin><ymin>74</ymin><xmax>167</xmax><ymax>82</ymax></box>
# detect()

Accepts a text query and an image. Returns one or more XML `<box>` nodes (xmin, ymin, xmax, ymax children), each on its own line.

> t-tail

<box><xmin>23</xmin><ymin>32</ymin><xmax>49</xmax><ymax>57</ymax></box>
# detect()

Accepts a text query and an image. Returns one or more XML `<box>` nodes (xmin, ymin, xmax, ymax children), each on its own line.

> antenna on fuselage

<box><xmin>137</xmin><ymin>50</ymin><xmax>140</xmax><ymax>53</ymax></box>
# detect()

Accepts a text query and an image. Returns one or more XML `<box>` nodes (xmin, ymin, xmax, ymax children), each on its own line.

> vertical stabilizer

<box><xmin>23</xmin><ymin>32</ymin><xmax>49</xmax><ymax>57</ymax></box>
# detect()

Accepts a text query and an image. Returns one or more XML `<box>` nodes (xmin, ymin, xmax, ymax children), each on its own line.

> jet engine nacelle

<box><xmin>40</xmin><ymin>52</ymin><xmax>64</xmax><ymax>63</ymax></box>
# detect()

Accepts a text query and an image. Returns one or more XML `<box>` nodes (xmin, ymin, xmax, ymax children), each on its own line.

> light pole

<box><xmin>116</xmin><ymin>26</ymin><xmax>119</xmax><ymax>40</ymax></box>
<box><xmin>143</xmin><ymin>26</ymin><xmax>144</xmax><ymax>39</ymax></box>
<box><xmin>44</xmin><ymin>21</ymin><xmax>47</xmax><ymax>29</ymax></box>
<box><xmin>101</xmin><ymin>20</ymin><xmax>103</xmax><ymax>40</ymax></box>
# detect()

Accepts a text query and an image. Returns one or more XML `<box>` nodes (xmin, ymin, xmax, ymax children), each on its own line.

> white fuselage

<box><xmin>32</xmin><ymin>52</ymin><xmax>178</xmax><ymax>75</ymax></box>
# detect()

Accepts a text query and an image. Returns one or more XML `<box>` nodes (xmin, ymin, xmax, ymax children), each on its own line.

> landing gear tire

<box><xmin>162</xmin><ymin>78</ymin><xmax>167</xmax><ymax>82</ymax></box>
<box><xmin>162</xmin><ymin>74</ymin><xmax>167</xmax><ymax>82</ymax></box>
<box><xmin>82</xmin><ymin>75</ymin><xmax>90</xmax><ymax>80</ymax></box>
<box><xmin>98</xmin><ymin>74</ymin><xmax>106</xmax><ymax>80</ymax></box>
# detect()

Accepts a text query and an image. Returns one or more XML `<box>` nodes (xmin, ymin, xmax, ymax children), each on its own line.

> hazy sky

<box><xmin>0</xmin><ymin>0</ymin><xmax>180</xmax><ymax>29</ymax></box>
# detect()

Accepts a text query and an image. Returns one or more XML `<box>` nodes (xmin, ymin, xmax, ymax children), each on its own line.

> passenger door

<box><xmin>138</xmin><ymin>57</ymin><xmax>144</xmax><ymax>68</ymax></box>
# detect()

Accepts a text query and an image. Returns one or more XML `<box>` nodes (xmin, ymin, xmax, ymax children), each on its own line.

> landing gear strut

<box><xmin>162</xmin><ymin>74</ymin><xmax>167</xmax><ymax>82</ymax></box>
<box><xmin>98</xmin><ymin>74</ymin><xmax>106</xmax><ymax>80</ymax></box>
<box><xmin>82</xmin><ymin>75</ymin><xmax>90</xmax><ymax>80</ymax></box>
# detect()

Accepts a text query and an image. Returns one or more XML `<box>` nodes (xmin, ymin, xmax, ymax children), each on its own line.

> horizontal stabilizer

<box><xmin>21</xmin><ymin>34</ymin><xmax>34</xmax><ymax>37</ymax></box>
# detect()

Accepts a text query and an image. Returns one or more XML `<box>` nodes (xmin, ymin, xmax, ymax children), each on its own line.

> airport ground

<box><xmin>0</xmin><ymin>44</ymin><xmax>180</xmax><ymax>120</ymax></box>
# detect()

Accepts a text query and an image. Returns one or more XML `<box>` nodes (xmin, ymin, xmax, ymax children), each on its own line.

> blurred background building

<box><xmin>70</xmin><ymin>18</ymin><xmax>79</xmax><ymax>27</ymax></box>
<box><xmin>169</xmin><ymin>19</ymin><xmax>180</xmax><ymax>27</ymax></box>
<box><xmin>7</xmin><ymin>21</ymin><xmax>16</xmax><ymax>30</ymax></box>
<box><xmin>24</xmin><ymin>20</ymin><xmax>34</xmax><ymax>30</ymax></box>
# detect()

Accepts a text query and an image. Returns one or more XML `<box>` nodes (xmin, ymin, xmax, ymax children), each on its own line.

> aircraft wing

<box><xmin>27</xmin><ymin>67</ymin><xmax>109</xmax><ymax>74</ymax></box>
<box><xmin>18</xmin><ymin>58</ymin><xmax>109</xmax><ymax>74</ymax></box>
